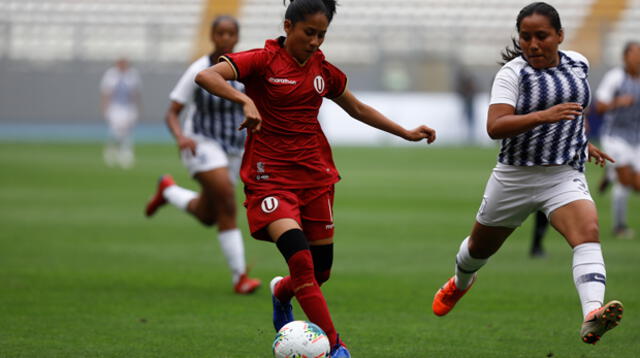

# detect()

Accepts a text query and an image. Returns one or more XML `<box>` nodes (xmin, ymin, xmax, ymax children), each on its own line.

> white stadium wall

<box><xmin>319</xmin><ymin>92</ymin><xmax>493</xmax><ymax>146</ymax></box>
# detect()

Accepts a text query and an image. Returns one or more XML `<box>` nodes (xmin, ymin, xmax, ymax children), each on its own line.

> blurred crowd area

<box><xmin>0</xmin><ymin>0</ymin><xmax>637</xmax><ymax>141</ymax></box>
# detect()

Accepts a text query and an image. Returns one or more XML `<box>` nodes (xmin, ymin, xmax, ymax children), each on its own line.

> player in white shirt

<box><xmin>144</xmin><ymin>16</ymin><xmax>261</xmax><ymax>294</ymax></box>
<box><xmin>595</xmin><ymin>41</ymin><xmax>640</xmax><ymax>239</ymax></box>
<box><xmin>100</xmin><ymin>58</ymin><xmax>141</xmax><ymax>169</ymax></box>
<box><xmin>431</xmin><ymin>2</ymin><xmax>623</xmax><ymax>345</ymax></box>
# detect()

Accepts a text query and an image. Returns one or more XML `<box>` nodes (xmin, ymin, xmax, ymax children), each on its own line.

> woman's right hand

<box><xmin>538</xmin><ymin>102</ymin><xmax>583</xmax><ymax>124</ymax></box>
<box><xmin>239</xmin><ymin>100</ymin><xmax>262</xmax><ymax>133</ymax></box>
<box><xmin>177</xmin><ymin>135</ymin><xmax>197</xmax><ymax>155</ymax></box>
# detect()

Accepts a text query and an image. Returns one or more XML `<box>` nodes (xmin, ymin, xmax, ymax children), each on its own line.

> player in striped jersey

<box><xmin>145</xmin><ymin>16</ymin><xmax>260</xmax><ymax>295</ymax></box>
<box><xmin>595</xmin><ymin>41</ymin><xmax>640</xmax><ymax>239</ymax></box>
<box><xmin>100</xmin><ymin>58</ymin><xmax>141</xmax><ymax>169</ymax></box>
<box><xmin>432</xmin><ymin>2</ymin><xmax>623</xmax><ymax>345</ymax></box>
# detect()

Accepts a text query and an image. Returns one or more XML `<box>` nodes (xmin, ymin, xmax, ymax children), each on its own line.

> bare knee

<box><xmin>582</xmin><ymin>222</ymin><xmax>600</xmax><ymax>242</ymax></box>
<box><xmin>568</xmin><ymin>221</ymin><xmax>600</xmax><ymax>246</ymax></box>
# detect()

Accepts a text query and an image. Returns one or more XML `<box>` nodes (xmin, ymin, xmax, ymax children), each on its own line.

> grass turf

<box><xmin>0</xmin><ymin>142</ymin><xmax>638</xmax><ymax>357</ymax></box>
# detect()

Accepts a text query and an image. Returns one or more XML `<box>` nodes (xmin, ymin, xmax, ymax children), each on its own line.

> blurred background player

<box><xmin>195</xmin><ymin>0</ymin><xmax>436</xmax><ymax>356</ymax></box>
<box><xmin>455</xmin><ymin>66</ymin><xmax>477</xmax><ymax>143</ymax></box>
<box><xmin>431</xmin><ymin>2</ymin><xmax>623</xmax><ymax>345</ymax></box>
<box><xmin>530</xmin><ymin>210</ymin><xmax>548</xmax><ymax>258</ymax></box>
<box><xmin>144</xmin><ymin>16</ymin><xmax>261</xmax><ymax>295</ymax></box>
<box><xmin>595</xmin><ymin>41</ymin><xmax>640</xmax><ymax>239</ymax></box>
<box><xmin>100</xmin><ymin>58</ymin><xmax>141</xmax><ymax>168</ymax></box>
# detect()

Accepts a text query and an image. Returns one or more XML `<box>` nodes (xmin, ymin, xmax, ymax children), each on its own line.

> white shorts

<box><xmin>476</xmin><ymin>163</ymin><xmax>594</xmax><ymax>228</ymax></box>
<box><xmin>106</xmin><ymin>104</ymin><xmax>138</xmax><ymax>139</ymax></box>
<box><xmin>180</xmin><ymin>136</ymin><xmax>242</xmax><ymax>184</ymax></box>
<box><xmin>601</xmin><ymin>135</ymin><xmax>640</xmax><ymax>171</ymax></box>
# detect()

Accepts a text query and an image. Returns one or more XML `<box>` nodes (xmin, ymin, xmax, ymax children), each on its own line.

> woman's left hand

<box><xmin>404</xmin><ymin>125</ymin><xmax>437</xmax><ymax>144</ymax></box>
<box><xmin>588</xmin><ymin>143</ymin><xmax>614</xmax><ymax>167</ymax></box>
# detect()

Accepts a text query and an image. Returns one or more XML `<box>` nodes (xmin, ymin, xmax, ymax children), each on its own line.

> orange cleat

<box><xmin>234</xmin><ymin>273</ymin><xmax>261</xmax><ymax>294</ymax></box>
<box><xmin>145</xmin><ymin>175</ymin><xmax>175</xmax><ymax>217</ymax></box>
<box><xmin>432</xmin><ymin>276</ymin><xmax>475</xmax><ymax>316</ymax></box>
<box><xmin>581</xmin><ymin>300</ymin><xmax>623</xmax><ymax>344</ymax></box>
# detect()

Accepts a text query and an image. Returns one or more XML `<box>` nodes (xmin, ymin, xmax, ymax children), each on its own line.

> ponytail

<box><xmin>500</xmin><ymin>38</ymin><xmax>522</xmax><ymax>65</ymax></box>
<box><xmin>284</xmin><ymin>0</ymin><xmax>338</xmax><ymax>24</ymax></box>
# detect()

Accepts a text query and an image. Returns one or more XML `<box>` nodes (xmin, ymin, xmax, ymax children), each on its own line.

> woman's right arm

<box><xmin>195</xmin><ymin>62</ymin><xmax>262</xmax><ymax>132</ymax></box>
<box><xmin>487</xmin><ymin>102</ymin><xmax>583</xmax><ymax>139</ymax></box>
<box><xmin>165</xmin><ymin>100</ymin><xmax>197</xmax><ymax>154</ymax></box>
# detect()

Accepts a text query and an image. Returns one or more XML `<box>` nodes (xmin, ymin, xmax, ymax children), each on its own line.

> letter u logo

<box><xmin>314</xmin><ymin>75</ymin><xmax>325</xmax><ymax>94</ymax></box>
<box><xmin>261</xmin><ymin>196</ymin><xmax>279</xmax><ymax>213</ymax></box>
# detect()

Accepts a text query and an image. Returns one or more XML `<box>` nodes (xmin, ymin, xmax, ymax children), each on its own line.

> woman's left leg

<box><xmin>550</xmin><ymin>199</ymin><xmax>623</xmax><ymax>344</ymax></box>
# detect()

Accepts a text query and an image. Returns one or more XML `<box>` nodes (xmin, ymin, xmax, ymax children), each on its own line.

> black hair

<box><xmin>212</xmin><ymin>15</ymin><xmax>239</xmax><ymax>32</ymax></box>
<box><xmin>500</xmin><ymin>2</ymin><xmax>562</xmax><ymax>65</ymax></box>
<box><xmin>623</xmin><ymin>41</ymin><xmax>640</xmax><ymax>56</ymax></box>
<box><xmin>284</xmin><ymin>0</ymin><xmax>338</xmax><ymax>24</ymax></box>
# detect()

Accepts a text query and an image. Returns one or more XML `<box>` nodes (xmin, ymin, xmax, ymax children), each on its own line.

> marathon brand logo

<box><xmin>268</xmin><ymin>77</ymin><xmax>297</xmax><ymax>85</ymax></box>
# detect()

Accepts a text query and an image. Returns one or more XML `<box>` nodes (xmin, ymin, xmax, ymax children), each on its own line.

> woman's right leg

<box><xmin>268</xmin><ymin>219</ymin><xmax>339</xmax><ymax>347</ymax></box>
<box><xmin>433</xmin><ymin>222</ymin><xmax>514</xmax><ymax>316</ymax></box>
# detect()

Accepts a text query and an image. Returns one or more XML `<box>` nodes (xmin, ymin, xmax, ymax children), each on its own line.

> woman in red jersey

<box><xmin>196</xmin><ymin>1</ymin><xmax>435</xmax><ymax>356</ymax></box>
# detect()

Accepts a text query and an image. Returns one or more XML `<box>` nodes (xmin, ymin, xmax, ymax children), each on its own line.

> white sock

<box><xmin>612</xmin><ymin>183</ymin><xmax>629</xmax><ymax>230</ymax></box>
<box><xmin>163</xmin><ymin>185</ymin><xmax>197</xmax><ymax>211</ymax></box>
<box><xmin>572</xmin><ymin>242</ymin><xmax>606</xmax><ymax>318</ymax></box>
<box><xmin>218</xmin><ymin>228</ymin><xmax>247</xmax><ymax>284</ymax></box>
<box><xmin>455</xmin><ymin>237</ymin><xmax>488</xmax><ymax>290</ymax></box>
<box><xmin>606</xmin><ymin>165</ymin><xmax>616</xmax><ymax>182</ymax></box>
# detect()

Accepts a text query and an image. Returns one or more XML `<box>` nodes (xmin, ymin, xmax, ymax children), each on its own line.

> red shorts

<box><xmin>244</xmin><ymin>185</ymin><xmax>335</xmax><ymax>242</ymax></box>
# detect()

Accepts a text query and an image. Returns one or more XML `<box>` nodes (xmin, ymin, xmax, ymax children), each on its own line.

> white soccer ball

<box><xmin>272</xmin><ymin>320</ymin><xmax>331</xmax><ymax>358</ymax></box>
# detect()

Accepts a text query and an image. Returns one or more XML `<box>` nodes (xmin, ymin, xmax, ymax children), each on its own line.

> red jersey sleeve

<box><xmin>219</xmin><ymin>49</ymin><xmax>269</xmax><ymax>80</ymax></box>
<box><xmin>323</xmin><ymin>61</ymin><xmax>348</xmax><ymax>99</ymax></box>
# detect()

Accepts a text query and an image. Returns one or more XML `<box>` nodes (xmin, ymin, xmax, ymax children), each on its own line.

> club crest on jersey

<box><xmin>261</xmin><ymin>196</ymin><xmax>279</xmax><ymax>213</ymax></box>
<box><xmin>313</xmin><ymin>75</ymin><xmax>325</xmax><ymax>94</ymax></box>
<box><xmin>571</xmin><ymin>66</ymin><xmax>587</xmax><ymax>79</ymax></box>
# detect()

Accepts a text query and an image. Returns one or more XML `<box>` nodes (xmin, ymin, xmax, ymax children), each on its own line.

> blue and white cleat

<box><xmin>330</xmin><ymin>335</ymin><xmax>351</xmax><ymax>358</ymax></box>
<box><xmin>270</xmin><ymin>276</ymin><xmax>294</xmax><ymax>332</ymax></box>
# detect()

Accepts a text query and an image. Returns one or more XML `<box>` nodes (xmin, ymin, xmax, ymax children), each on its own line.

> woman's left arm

<box><xmin>332</xmin><ymin>89</ymin><xmax>436</xmax><ymax>143</ymax></box>
<box><xmin>582</xmin><ymin>112</ymin><xmax>614</xmax><ymax>167</ymax></box>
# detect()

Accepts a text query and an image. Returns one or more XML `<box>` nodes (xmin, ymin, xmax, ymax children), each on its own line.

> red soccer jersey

<box><xmin>220</xmin><ymin>37</ymin><xmax>348</xmax><ymax>190</ymax></box>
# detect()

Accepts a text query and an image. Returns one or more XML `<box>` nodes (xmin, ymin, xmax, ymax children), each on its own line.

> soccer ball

<box><xmin>272</xmin><ymin>320</ymin><xmax>331</xmax><ymax>358</ymax></box>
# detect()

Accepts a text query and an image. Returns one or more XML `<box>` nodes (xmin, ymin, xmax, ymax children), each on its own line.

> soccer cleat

<box><xmin>233</xmin><ymin>273</ymin><xmax>261</xmax><ymax>295</ymax></box>
<box><xmin>613</xmin><ymin>226</ymin><xmax>635</xmax><ymax>240</ymax></box>
<box><xmin>144</xmin><ymin>174</ymin><xmax>176</xmax><ymax>217</ymax></box>
<box><xmin>580</xmin><ymin>300</ymin><xmax>623</xmax><ymax>344</ymax></box>
<box><xmin>432</xmin><ymin>276</ymin><xmax>475</xmax><ymax>316</ymax></box>
<box><xmin>270</xmin><ymin>276</ymin><xmax>294</xmax><ymax>331</ymax></box>
<box><xmin>330</xmin><ymin>335</ymin><xmax>351</xmax><ymax>358</ymax></box>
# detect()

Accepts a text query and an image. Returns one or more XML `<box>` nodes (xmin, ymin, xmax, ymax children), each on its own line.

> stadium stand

<box><xmin>0</xmin><ymin>0</ymin><xmax>203</xmax><ymax>63</ymax></box>
<box><xmin>0</xmin><ymin>0</ymin><xmax>636</xmax><ymax>67</ymax></box>
<box><xmin>603</xmin><ymin>0</ymin><xmax>640</xmax><ymax>65</ymax></box>
<box><xmin>236</xmin><ymin>0</ymin><xmax>596</xmax><ymax>66</ymax></box>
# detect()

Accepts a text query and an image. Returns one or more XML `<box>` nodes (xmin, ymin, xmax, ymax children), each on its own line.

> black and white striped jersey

<box><xmin>490</xmin><ymin>51</ymin><xmax>591</xmax><ymax>172</ymax></box>
<box><xmin>596</xmin><ymin>67</ymin><xmax>640</xmax><ymax>145</ymax></box>
<box><xmin>170</xmin><ymin>55</ymin><xmax>246</xmax><ymax>154</ymax></box>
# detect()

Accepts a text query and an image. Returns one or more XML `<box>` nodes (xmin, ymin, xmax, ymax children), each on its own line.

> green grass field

<box><xmin>1</xmin><ymin>142</ymin><xmax>638</xmax><ymax>358</ymax></box>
